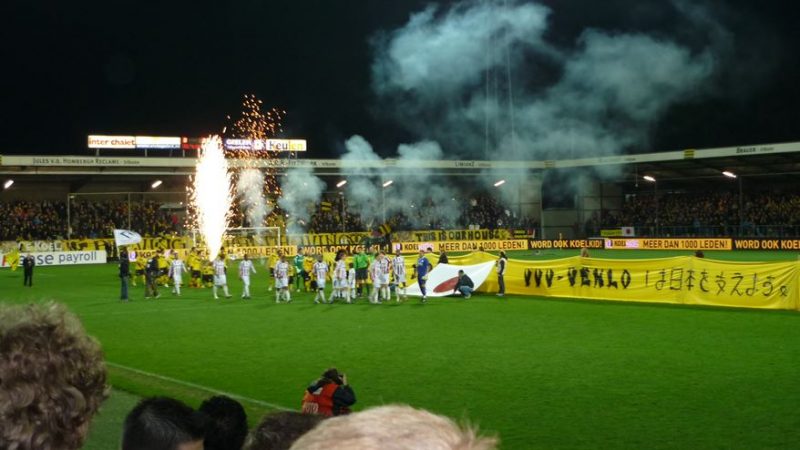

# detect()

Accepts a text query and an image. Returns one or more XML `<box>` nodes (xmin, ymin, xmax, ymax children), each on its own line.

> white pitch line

<box><xmin>78</xmin><ymin>302</ymin><xmax>256</xmax><ymax>317</ymax></box>
<box><xmin>106</xmin><ymin>361</ymin><xmax>294</xmax><ymax>411</ymax></box>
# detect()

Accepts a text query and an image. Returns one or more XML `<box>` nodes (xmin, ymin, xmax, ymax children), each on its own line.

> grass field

<box><xmin>2</xmin><ymin>249</ymin><xmax>800</xmax><ymax>449</ymax></box>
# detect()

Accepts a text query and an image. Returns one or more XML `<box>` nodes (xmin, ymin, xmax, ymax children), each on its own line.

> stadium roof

<box><xmin>1</xmin><ymin>141</ymin><xmax>799</xmax><ymax>181</ymax></box>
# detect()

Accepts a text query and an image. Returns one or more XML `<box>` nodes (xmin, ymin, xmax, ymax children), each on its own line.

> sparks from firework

<box><xmin>190</xmin><ymin>135</ymin><xmax>233</xmax><ymax>261</ymax></box>
<box><xmin>226</xmin><ymin>94</ymin><xmax>286</xmax><ymax>229</ymax></box>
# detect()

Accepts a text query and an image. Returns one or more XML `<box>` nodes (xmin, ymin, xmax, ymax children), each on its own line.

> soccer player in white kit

<box><xmin>312</xmin><ymin>254</ymin><xmax>328</xmax><ymax>304</ymax></box>
<box><xmin>274</xmin><ymin>254</ymin><xmax>291</xmax><ymax>303</ymax></box>
<box><xmin>377</xmin><ymin>251</ymin><xmax>391</xmax><ymax>302</ymax></box>
<box><xmin>347</xmin><ymin>262</ymin><xmax>356</xmax><ymax>303</ymax></box>
<box><xmin>212</xmin><ymin>253</ymin><xmax>232</xmax><ymax>300</ymax></box>
<box><xmin>239</xmin><ymin>254</ymin><xmax>257</xmax><ymax>299</ymax></box>
<box><xmin>368</xmin><ymin>254</ymin><xmax>383</xmax><ymax>304</ymax></box>
<box><xmin>333</xmin><ymin>250</ymin><xmax>349</xmax><ymax>304</ymax></box>
<box><xmin>169</xmin><ymin>254</ymin><xmax>186</xmax><ymax>296</ymax></box>
<box><xmin>391</xmin><ymin>249</ymin><xmax>407</xmax><ymax>302</ymax></box>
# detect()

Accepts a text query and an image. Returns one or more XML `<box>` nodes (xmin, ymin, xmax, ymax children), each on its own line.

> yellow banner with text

<box><xmin>446</xmin><ymin>253</ymin><xmax>799</xmax><ymax>310</ymax></box>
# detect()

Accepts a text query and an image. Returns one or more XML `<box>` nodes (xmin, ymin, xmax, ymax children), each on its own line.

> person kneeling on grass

<box><xmin>453</xmin><ymin>269</ymin><xmax>474</xmax><ymax>299</ymax></box>
<box><xmin>301</xmin><ymin>368</ymin><xmax>356</xmax><ymax>417</ymax></box>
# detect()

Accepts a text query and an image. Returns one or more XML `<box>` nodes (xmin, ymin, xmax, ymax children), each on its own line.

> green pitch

<box><xmin>1</xmin><ymin>249</ymin><xmax>799</xmax><ymax>449</ymax></box>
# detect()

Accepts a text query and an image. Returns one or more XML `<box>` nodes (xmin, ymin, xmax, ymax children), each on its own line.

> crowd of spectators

<box><xmin>305</xmin><ymin>193</ymin><xmax>538</xmax><ymax>234</ymax></box>
<box><xmin>0</xmin><ymin>199</ymin><xmax>181</xmax><ymax>240</ymax></box>
<box><xmin>588</xmin><ymin>191</ymin><xmax>800</xmax><ymax>237</ymax></box>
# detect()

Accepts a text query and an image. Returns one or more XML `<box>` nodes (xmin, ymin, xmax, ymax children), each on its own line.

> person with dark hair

<box><xmin>22</xmin><ymin>253</ymin><xmax>35</xmax><ymax>286</ymax></box>
<box><xmin>438</xmin><ymin>250</ymin><xmax>449</xmax><ymax>264</ymax></box>
<box><xmin>199</xmin><ymin>395</ymin><xmax>248</xmax><ymax>450</ymax></box>
<box><xmin>145</xmin><ymin>253</ymin><xmax>161</xmax><ymax>299</ymax></box>
<box><xmin>120</xmin><ymin>248</ymin><xmax>131</xmax><ymax>301</ymax></box>
<box><xmin>453</xmin><ymin>269</ymin><xmax>474</xmax><ymax>299</ymax></box>
<box><xmin>0</xmin><ymin>302</ymin><xmax>108</xmax><ymax>450</ymax></box>
<box><xmin>301</xmin><ymin>368</ymin><xmax>356</xmax><ymax>417</ymax></box>
<box><xmin>244</xmin><ymin>411</ymin><xmax>323</xmax><ymax>450</ymax></box>
<box><xmin>496</xmin><ymin>251</ymin><xmax>507</xmax><ymax>297</ymax></box>
<box><xmin>695</xmin><ymin>250</ymin><xmax>705</xmax><ymax>258</ymax></box>
<box><xmin>122</xmin><ymin>396</ymin><xmax>206</xmax><ymax>450</ymax></box>
<box><xmin>413</xmin><ymin>249</ymin><xmax>433</xmax><ymax>303</ymax></box>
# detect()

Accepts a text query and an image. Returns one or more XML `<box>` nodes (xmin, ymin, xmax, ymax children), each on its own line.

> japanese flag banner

<box><xmin>406</xmin><ymin>261</ymin><xmax>496</xmax><ymax>297</ymax></box>
<box><xmin>113</xmin><ymin>229</ymin><xmax>142</xmax><ymax>247</ymax></box>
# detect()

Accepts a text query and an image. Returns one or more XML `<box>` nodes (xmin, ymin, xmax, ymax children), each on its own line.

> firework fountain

<box><xmin>190</xmin><ymin>135</ymin><xmax>233</xmax><ymax>261</ymax></box>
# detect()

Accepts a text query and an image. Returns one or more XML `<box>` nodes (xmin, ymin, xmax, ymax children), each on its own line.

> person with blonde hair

<box><xmin>289</xmin><ymin>404</ymin><xmax>498</xmax><ymax>450</ymax></box>
<box><xmin>0</xmin><ymin>302</ymin><xmax>108</xmax><ymax>450</ymax></box>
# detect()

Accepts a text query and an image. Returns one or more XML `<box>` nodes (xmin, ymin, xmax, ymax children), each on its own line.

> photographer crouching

<box><xmin>301</xmin><ymin>368</ymin><xmax>356</xmax><ymax>417</ymax></box>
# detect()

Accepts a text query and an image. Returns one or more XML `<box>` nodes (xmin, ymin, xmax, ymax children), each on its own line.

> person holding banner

<box><xmin>453</xmin><ymin>270</ymin><xmax>474</xmax><ymax>299</ymax></box>
<box><xmin>413</xmin><ymin>250</ymin><xmax>433</xmax><ymax>303</ymax></box>
<box><xmin>496</xmin><ymin>251</ymin><xmax>507</xmax><ymax>297</ymax></box>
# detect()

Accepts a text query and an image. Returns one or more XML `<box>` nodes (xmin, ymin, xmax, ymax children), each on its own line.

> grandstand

<box><xmin>2</xmin><ymin>140</ymin><xmax>799</xmax><ymax>240</ymax></box>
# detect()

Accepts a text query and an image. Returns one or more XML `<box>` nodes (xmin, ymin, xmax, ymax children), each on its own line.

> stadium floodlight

<box><xmin>382</xmin><ymin>180</ymin><xmax>393</xmax><ymax>188</ymax></box>
<box><xmin>722</xmin><ymin>171</ymin><xmax>737</xmax><ymax>179</ymax></box>
<box><xmin>151</xmin><ymin>179</ymin><xmax>163</xmax><ymax>189</ymax></box>
<box><xmin>494</xmin><ymin>179</ymin><xmax>506</xmax><ymax>187</ymax></box>
<box><xmin>336</xmin><ymin>180</ymin><xmax>347</xmax><ymax>188</ymax></box>
<box><xmin>3</xmin><ymin>179</ymin><xmax>13</xmax><ymax>189</ymax></box>
<box><xmin>643</xmin><ymin>175</ymin><xmax>656</xmax><ymax>182</ymax></box>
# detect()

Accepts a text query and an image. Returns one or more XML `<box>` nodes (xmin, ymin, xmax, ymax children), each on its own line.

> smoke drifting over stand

<box><xmin>370</xmin><ymin>0</ymin><xmax>730</xmax><ymax>165</ymax></box>
<box><xmin>341</xmin><ymin>136</ymin><xmax>461</xmax><ymax>229</ymax></box>
<box><xmin>279</xmin><ymin>168</ymin><xmax>325</xmax><ymax>235</ymax></box>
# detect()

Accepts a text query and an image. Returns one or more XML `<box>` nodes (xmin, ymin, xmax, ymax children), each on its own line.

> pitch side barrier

<box><xmin>602</xmin><ymin>237</ymin><xmax>800</xmax><ymax>251</ymax></box>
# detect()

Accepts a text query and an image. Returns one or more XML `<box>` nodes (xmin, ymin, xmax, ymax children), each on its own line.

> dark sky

<box><xmin>2</xmin><ymin>0</ymin><xmax>799</xmax><ymax>157</ymax></box>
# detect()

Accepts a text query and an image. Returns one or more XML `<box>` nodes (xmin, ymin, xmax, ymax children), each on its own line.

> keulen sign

<box><xmin>88</xmin><ymin>135</ymin><xmax>181</xmax><ymax>150</ymax></box>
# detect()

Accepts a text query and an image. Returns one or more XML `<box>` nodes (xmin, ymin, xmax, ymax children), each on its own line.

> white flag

<box><xmin>406</xmin><ymin>261</ymin><xmax>496</xmax><ymax>298</ymax></box>
<box><xmin>113</xmin><ymin>229</ymin><xmax>142</xmax><ymax>247</ymax></box>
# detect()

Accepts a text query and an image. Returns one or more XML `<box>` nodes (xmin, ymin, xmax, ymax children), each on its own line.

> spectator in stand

<box><xmin>301</xmin><ymin>368</ymin><xmax>356</xmax><ymax>417</ymax></box>
<box><xmin>245</xmin><ymin>412</ymin><xmax>323</xmax><ymax>450</ymax></box>
<box><xmin>199</xmin><ymin>395</ymin><xmax>249</xmax><ymax>450</ymax></box>
<box><xmin>290</xmin><ymin>405</ymin><xmax>498</xmax><ymax>450</ymax></box>
<box><xmin>122</xmin><ymin>397</ymin><xmax>206</xmax><ymax>450</ymax></box>
<box><xmin>0</xmin><ymin>302</ymin><xmax>108</xmax><ymax>450</ymax></box>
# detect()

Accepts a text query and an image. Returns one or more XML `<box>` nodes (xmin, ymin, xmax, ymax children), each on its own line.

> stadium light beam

<box><xmin>151</xmin><ymin>179</ymin><xmax>163</xmax><ymax>189</ymax></box>
<box><xmin>494</xmin><ymin>179</ymin><xmax>506</xmax><ymax>187</ymax></box>
<box><xmin>336</xmin><ymin>180</ymin><xmax>347</xmax><ymax>188</ymax></box>
<box><xmin>722</xmin><ymin>171</ymin><xmax>737</xmax><ymax>179</ymax></box>
<box><xmin>643</xmin><ymin>175</ymin><xmax>656</xmax><ymax>182</ymax></box>
<box><xmin>3</xmin><ymin>179</ymin><xmax>13</xmax><ymax>189</ymax></box>
<box><xmin>382</xmin><ymin>180</ymin><xmax>393</xmax><ymax>188</ymax></box>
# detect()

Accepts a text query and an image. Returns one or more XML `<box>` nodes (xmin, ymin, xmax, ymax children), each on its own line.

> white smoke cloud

<box><xmin>278</xmin><ymin>167</ymin><xmax>325</xmax><ymax>235</ymax></box>
<box><xmin>235</xmin><ymin>168</ymin><xmax>271</xmax><ymax>228</ymax></box>
<box><xmin>341</xmin><ymin>136</ymin><xmax>462</xmax><ymax>229</ymax></box>
<box><xmin>371</xmin><ymin>0</ymin><xmax>727</xmax><ymax>165</ymax></box>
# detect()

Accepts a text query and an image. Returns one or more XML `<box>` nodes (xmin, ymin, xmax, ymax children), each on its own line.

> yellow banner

<box><xmin>395</xmin><ymin>240</ymin><xmax>528</xmax><ymax>253</ymax></box>
<box><xmin>604</xmin><ymin>238</ymin><xmax>732</xmax><ymax>251</ymax></box>
<box><xmin>447</xmin><ymin>253</ymin><xmax>799</xmax><ymax>311</ymax></box>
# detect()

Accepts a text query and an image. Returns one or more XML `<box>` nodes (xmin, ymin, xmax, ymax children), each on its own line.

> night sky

<box><xmin>2</xmin><ymin>0</ymin><xmax>799</xmax><ymax>158</ymax></box>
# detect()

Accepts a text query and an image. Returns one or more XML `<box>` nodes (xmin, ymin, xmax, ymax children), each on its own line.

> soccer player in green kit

<box><xmin>293</xmin><ymin>247</ymin><xmax>306</xmax><ymax>293</ymax></box>
<box><xmin>354</xmin><ymin>247</ymin><xmax>370</xmax><ymax>298</ymax></box>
